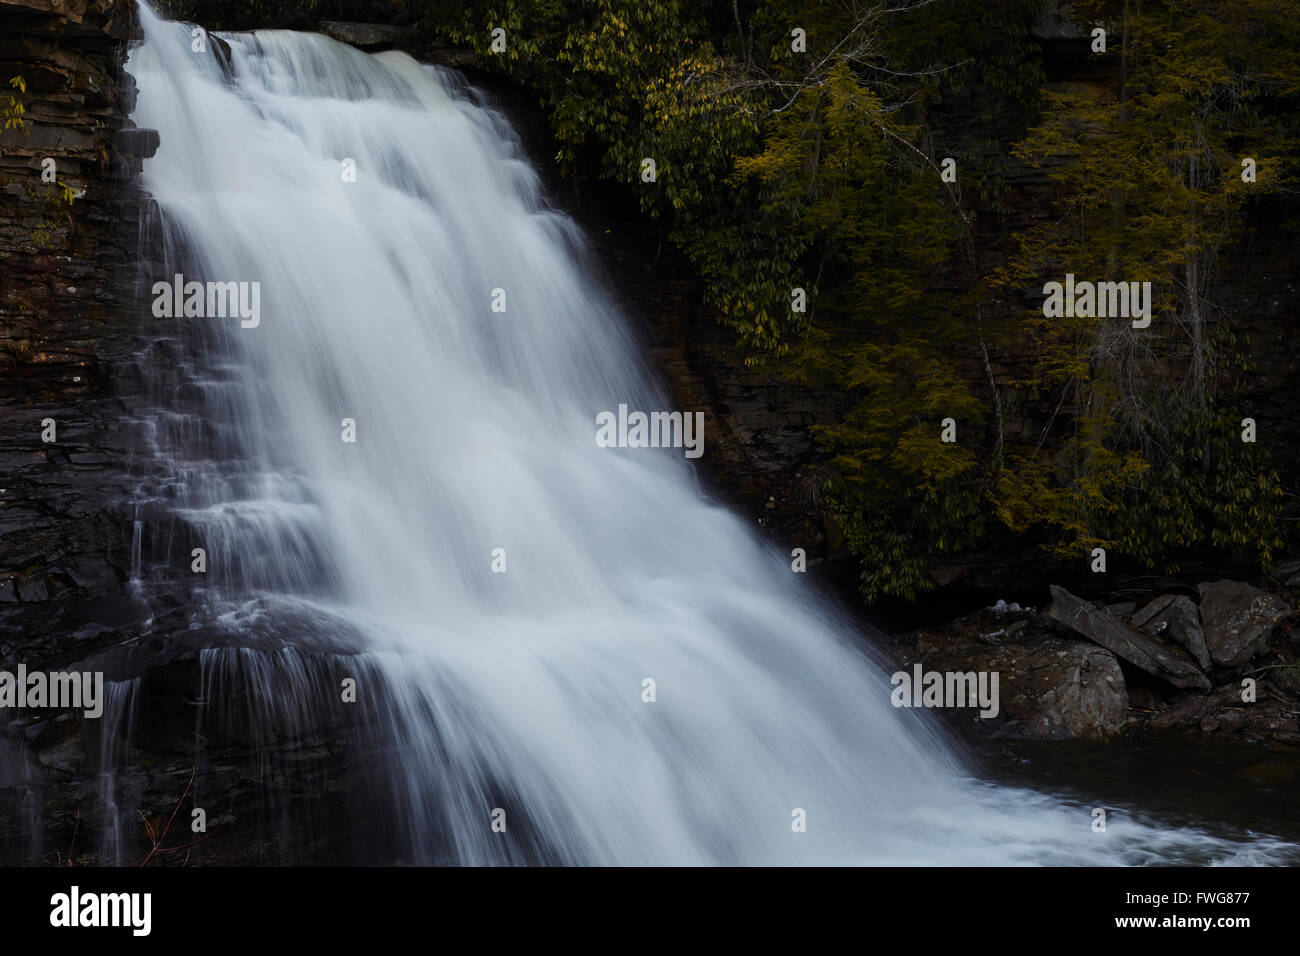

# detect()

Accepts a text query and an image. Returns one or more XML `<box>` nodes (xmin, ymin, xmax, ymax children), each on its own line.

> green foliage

<box><xmin>993</xmin><ymin>0</ymin><xmax>1300</xmax><ymax>571</ymax></box>
<box><xmin>424</xmin><ymin>0</ymin><xmax>1299</xmax><ymax>598</ymax></box>
<box><xmin>154</xmin><ymin>0</ymin><xmax>344</xmax><ymax>29</ymax></box>
<box><xmin>880</xmin><ymin>0</ymin><xmax>1047</xmax><ymax>114</ymax></box>
<box><xmin>27</xmin><ymin>178</ymin><xmax>79</xmax><ymax>250</ymax></box>
<box><xmin>425</xmin><ymin>0</ymin><xmax>758</xmax><ymax>227</ymax></box>
<box><xmin>1</xmin><ymin>74</ymin><xmax>79</xmax><ymax>246</ymax></box>
<box><xmin>4</xmin><ymin>75</ymin><xmax>28</xmax><ymax>135</ymax></box>
<box><xmin>1110</xmin><ymin>413</ymin><xmax>1285</xmax><ymax>569</ymax></box>
<box><xmin>806</xmin><ymin>332</ymin><xmax>987</xmax><ymax>601</ymax></box>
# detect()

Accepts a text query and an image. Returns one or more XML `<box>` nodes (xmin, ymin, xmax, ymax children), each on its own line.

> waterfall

<box><xmin>118</xmin><ymin>4</ymin><xmax>1293</xmax><ymax>865</ymax></box>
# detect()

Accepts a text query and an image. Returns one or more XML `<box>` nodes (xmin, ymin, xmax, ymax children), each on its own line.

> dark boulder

<box><xmin>319</xmin><ymin>21</ymin><xmax>414</xmax><ymax>50</ymax></box>
<box><xmin>1132</xmin><ymin>594</ymin><xmax>1211</xmax><ymax>670</ymax></box>
<box><xmin>1046</xmin><ymin>585</ymin><xmax>1211</xmax><ymax>690</ymax></box>
<box><xmin>1196</xmin><ymin>580</ymin><xmax>1290</xmax><ymax>668</ymax></box>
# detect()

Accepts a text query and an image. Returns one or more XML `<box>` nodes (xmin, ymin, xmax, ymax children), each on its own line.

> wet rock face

<box><xmin>0</xmin><ymin>0</ymin><xmax>143</xmax><ymax>615</ymax></box>
<box><xmin>0</xmin><ymin>0</ymin><xmax>143</xmax><ymax>864</ymax></box>
<box><xmin>0</xmin><ymin>0</ymin><xmax>141</xmax><ymax>379</ymax></box>
<box><xmin>0</xmin><ymin>0</ymin><xmax>145</xmax><ymax>599</ymax></box>
<box><xmin>0</xmin><ymin>648</ymin><xmax>406</xmax><ymax>866</ymax></box>
<box><xmin>0</xmin><ymin>0</ymin><xmax>276</xmax><ymax>865</ymax></box>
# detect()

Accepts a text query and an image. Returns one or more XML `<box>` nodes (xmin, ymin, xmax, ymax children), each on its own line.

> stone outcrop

<box><xmin>894</xmin><ymin>576</ymin><xmax>1299</xmax><ymax>744</ymax></box>
<box><xmin>0</xmin><ymin>0</ymin><xmax>147</xmax><ymax>596</ymax></box>
<box><xmin>0</xmin><ymin>1</ymin><xmax>152</xmax><ymax>624</ymax></box>
<box><xmin>319</xmin><ymin>20</ymin><xmax>414</xmax><ymax>50</ymax></box>
<box><xmin>1045</xmin><ymin>585</ymin><xmax>1211</xmax><ymax>691</ymax></box>
<box><xmin>897</xmin><ymin>605</ymin><xmax>1132</xmax><ymax>741</ymax></box>
<box><xmin>0</xmin><ymin>0</ymin><xmax>316</xmax><ymax>868</ymax></box>
<box><xmin>0</xmin><ymin>0</ymin><xmax>148</xmax><ymax>865</ymax></box>
<box><xmin>933</xmin><ymin>637</ymin><xmax>1129</xmax><ymax>740</ymax></box>
<box><xmin>1196</xmin><ymin>580</ymin><xmax>1291</xmax><ymax>668</ymax></box>
<box><xmin>1132</xmin><ymin>594</ymin><xmax>1211</xmax><ymax>670</ymax></box>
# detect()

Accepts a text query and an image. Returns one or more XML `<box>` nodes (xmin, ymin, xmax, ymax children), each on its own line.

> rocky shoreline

<box><xmin>891</xmin><ymin>576</ymin><xmax>1299</xmax><ymax>747</ymax></box>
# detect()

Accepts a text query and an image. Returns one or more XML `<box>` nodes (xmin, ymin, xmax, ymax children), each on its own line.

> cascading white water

<box><xmin>122</xmin><ymin>4</ymin><xmax>1295</xmax><ymax>865</ymax></box>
